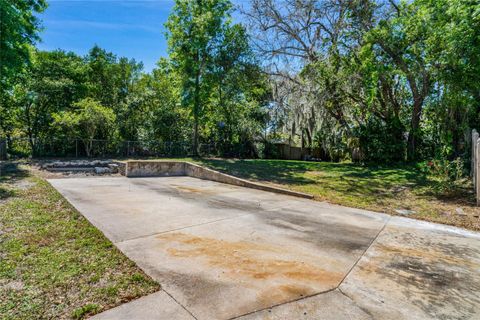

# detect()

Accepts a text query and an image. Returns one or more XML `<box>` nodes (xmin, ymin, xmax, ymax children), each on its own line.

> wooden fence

<box><xmin>472</xmin><ymin>129</ymin><xmax>480</xmax><ymax>205</ymax></box>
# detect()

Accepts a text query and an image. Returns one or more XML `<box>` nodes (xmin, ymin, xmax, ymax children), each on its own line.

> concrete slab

<box><xmin>48</xmin><ymin>176</ymin><xmax>480</xmax><ymax>320</ymax></box>
<box><xmin>236</xmin><ymin>289</ymin><xmax>371</xmax><ymax>320</ymax></box>
<box><xmin>89</xmin><ymin>290</ymin><xmax>194</xmax><ymax>320</ymax></box>
<box><xmin>49</xmin><ymin>177</ymin><xmax>253</xmax><ymax>242</ymax></box>
<box><xmin>340</xmin><ymin>216</ymin><xmax>480</xmax><ymax>320</ymax></box>
<box><xmin>116</xmin><ymin>211</ymin><xmax>385</xmax><ymax>319</ymax></box>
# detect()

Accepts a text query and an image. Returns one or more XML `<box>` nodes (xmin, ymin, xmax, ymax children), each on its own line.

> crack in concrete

<box><xmin>337</xmin><ymin>288</ymin><xmax>375</xmax><ymax>319</ymax></box>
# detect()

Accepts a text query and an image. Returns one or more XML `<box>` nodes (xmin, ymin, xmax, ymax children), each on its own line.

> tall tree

<box><xmin>14</xmin><ymin>50</ymin><xmax>87</xmax><ymax>154</ymax></box>
<box><xmin>364</xmin><ymin>0</ymin><xmax>433</xmax><ymax>160</ymax></box>
<box><xmin>0</xmin><ymin>0</ymin><xmax>46</xmax><ymax>89</ymax></box>
<box><xmin>0</xmin><ymin>0</ymin><xmax>46</xmax><ymax>139</ymax></box>
<box><xmin>166</xmin><ymin>0</ymin><xmax>232</xmax><ymax>154</ymax></box>
<box><xmin>53</xmin><ymin>98</ymin><xmax>116</xmax><ymax>157</ymax></box>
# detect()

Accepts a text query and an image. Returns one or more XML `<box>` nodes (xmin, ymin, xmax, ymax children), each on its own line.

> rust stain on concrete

<box><xmin>156</xmin><ymin>232</ymin><xmax>343</xmax><ymax>286</ymax></box>
<box><xmin>171</xmin><ymin>185</ymin><xmax>216</xmax><ymax>195</ymax></box>
<box><xmin>257</xmin><ymin>284</ymin><xmax>316</xmax><ymax>306</ymax></box>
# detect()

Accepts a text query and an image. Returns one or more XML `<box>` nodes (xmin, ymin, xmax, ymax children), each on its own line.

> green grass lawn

<box><xmin>0</xmin><ymin>164</ymin><xmax>160</xmax><ymax>319</ymax></box>
<box><xmin>189</xmin><ymin>158</ymin><xmax>479</xmax><ymax>231</ymax></box>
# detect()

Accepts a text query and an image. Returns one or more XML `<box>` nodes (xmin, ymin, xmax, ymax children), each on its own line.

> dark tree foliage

<box><xmin>2</xmin><ymin>0</ymin><xmax>479</xmax><ymax>164</ymax></box>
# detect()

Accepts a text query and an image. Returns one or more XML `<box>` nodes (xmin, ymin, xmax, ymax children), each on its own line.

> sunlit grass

<box><xmin>191</xmin><ymin>159</ymin><xmax>479</xmax><ymax>231</ymax></box>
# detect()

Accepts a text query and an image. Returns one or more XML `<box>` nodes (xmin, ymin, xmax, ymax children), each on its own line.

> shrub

<box><xmin>421</xmin><ymin>157</ymin><xmax>466</xmax><ymax>194</ymax></box>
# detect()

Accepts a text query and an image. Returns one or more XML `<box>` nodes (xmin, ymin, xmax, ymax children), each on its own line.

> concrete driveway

<box><xmin>48</xmin><ymin>176</ymin><xmax>480</xmax><ymax>320</ymax></box>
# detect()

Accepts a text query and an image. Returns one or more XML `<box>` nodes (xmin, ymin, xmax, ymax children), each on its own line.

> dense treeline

<box><xmin>1</xmin><ymin>0</ymin><xmax>479</xmax><ymax>163</ymax></box>
<box><xmin>1</xmin><ymin>0</ymin><xmax>269</xmax><ymax>157</ymax></box>
<box><xmin>246</xmin><ymin>0</ymin><xmax>480</xmax><ymax>162</ymax></box>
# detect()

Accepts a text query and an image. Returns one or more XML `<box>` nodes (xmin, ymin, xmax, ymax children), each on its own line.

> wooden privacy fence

<box><xmin>472</xmin><ymin>129</ymin><xmax>480</xmax><ymax>205</ymax></box>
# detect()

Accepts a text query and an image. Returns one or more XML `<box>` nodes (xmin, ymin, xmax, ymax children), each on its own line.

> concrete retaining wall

<box><xmin>124</xmin><ymin>160</ymin><xmax>313</xmax><ymax>199</ymax></box>
<box><xmin>126</xmin><ymin>161</ymin><xmax>186</xmax><ymax>177</ymax></box>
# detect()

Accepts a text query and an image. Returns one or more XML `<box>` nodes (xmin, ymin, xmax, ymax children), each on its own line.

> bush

<box><xmin>356</xmin><ymin>118</ymin><xmax>406</xmax><ymax>163</ymax></box>
<box><xmin>420</xmin><ymin>157</ymin><xmax>466</xmax><ymax>194</ymax></box>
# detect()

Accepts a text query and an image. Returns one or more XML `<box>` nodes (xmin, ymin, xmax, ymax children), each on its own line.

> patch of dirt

<box><xmin>0</xmin><ymin>280</ymin><xmax>25</xmax><ymax>291</ymax></box>
<box><xmin>12</xmin><ymin>180</ymin><xmax>35</xmax><ymax>190</ymax></box>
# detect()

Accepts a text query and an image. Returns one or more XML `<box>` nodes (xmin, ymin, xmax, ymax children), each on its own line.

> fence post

<box><xmin>75</xmin><ymin>139</ymin><xmax>78</xmax><ymax>158</ymax></box>
<box><xmin>473</xmin><ymin>130</ymin><xmax>479</xmax><ymax>186</ymax></box>
<box><xmin>477</xmin><ymin>138</ymin><xmax>480</xmax><ymax>206</ymax></box>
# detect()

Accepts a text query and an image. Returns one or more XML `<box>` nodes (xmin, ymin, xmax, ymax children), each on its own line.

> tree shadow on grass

<box><xmin>199</xmin><ymin>159</ymin><xmax>429</xmax><ymax>200</ymax></box>
<box><xmin>199</xmin><ymin>159</ymin><xmax>318</xmax><ymax>185</ymax></box>
<box><xmin>0</xmin><ymin>162</ymin><xmax>31</xmax><ymax>201</ymax></box>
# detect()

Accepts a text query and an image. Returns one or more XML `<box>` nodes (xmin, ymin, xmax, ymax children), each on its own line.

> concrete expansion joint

<box><xmin>162</xmin><ymin>289</ymin><xmax>199</xmax><ymax>320</ymax></box>
<box><xmin>112</xmin><ymin>206</ymin><xmax>390</xmax><ymax>320</ymax></box>
<box><xmin>336</xmin><ymin>215</ymin><xmax>391</xmax><ymax>289</ymax></box>
<box><xmin>113</xmin><ymin>213</ymin><xmax>254</xmax><ymax>245</ymax></box>
<box><xmin>228</xmin><ymin>288</ymin><xmax>338</xmax><ymax>320</ymax></box>
<box><xmin>230</xmin><ymin>217</ymin><xmax>390</xmax><ymax>320</ymax></box>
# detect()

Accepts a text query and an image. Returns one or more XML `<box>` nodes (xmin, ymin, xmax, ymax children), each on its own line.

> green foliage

<box><xmin>0</xmin><ymin>0</ymin><xmax>47</xmax><ymax>89</ymax></box>
<box><xmin>2</xmin><ymin>0</ymin><xmax>479</xmax><ymax>163</ymax></box>
<box><xmin>136</xmin><ymin>59</ymin><xmax>190</xmax><ymax>143</ymax></box>
<box><xmin>165</xmin><ymin>0</ymin><xmax>267</xmax><ymax>155</ymax></box>
<box><xmin>166</xmin><ymin>0</ymin><xmax>232</xmax><ymax>152</ymax></box>
<box><xmin>0</xmin><ymin>0</ymin><xmax>46</xmax><ymax>141</ymax></box>
<box><xmin>72</xmin><ymin>304</ymin><xmax>100</xmax><ymax>320</ymax></box>
<box><xmin>357</xmin><ymin>118</ymin><xmax>406</xmax><ymax>163</ymax></box>
<box><xmin>420</xmin><ymin>157</ymin><xmax>466</xmax><ymax>194</ymax></box>
<box><xmin>53</xmin><ymin>98</ymin><xmax>116</xmax><ymax>156</ymax></box>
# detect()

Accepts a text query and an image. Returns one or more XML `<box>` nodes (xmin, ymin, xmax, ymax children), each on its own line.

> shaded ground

<box><xmin>0</xmin><ymin>163</ymin><xmax>159</xmax><ymax>319</ymax></box>
<box><xmin>190</xmin><ymin>159</ymin><xmax>480</xmax><ymax>231</ymax></box>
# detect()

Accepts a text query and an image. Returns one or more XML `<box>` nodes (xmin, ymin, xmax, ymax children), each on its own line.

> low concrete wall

<box><xmin>124</xmin><ymin>160</ymin><xmax>313</xmax><ymax>199</ymax></box>
<box><xmin>126</xmin><ymin>161</ymin><xmax>186</xmax><ymax>177</ymax></box>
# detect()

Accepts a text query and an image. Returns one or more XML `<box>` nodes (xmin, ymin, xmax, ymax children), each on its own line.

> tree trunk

<box><xmin>28</xmin><ymin>136</ymin><xmax>35</xmax><ymax>157</ymax></box>
<box><xmin>84</xmin><ymin>139</ymin><xmax>92</xmax><ymax>157</ymax></box>
<box><xmin>407</xmin><ymin>99</ymin><xmax>422</xmax><ymax>161</ymax></box>
<box><xmin>193</xmin><ymin>70</ymin><xmax>200</xmax><ymax>156</ymax></box>
<box><xmin>306</xmin><ymin>127</ymin><xmax>313</xmax><ymax>148</ymax></box>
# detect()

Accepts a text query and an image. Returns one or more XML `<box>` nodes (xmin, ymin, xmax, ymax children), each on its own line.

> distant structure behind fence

<box><xmin>472</xmin><ymin>129</ymin><xmax>480</xmax><ymax>206</ymax></box>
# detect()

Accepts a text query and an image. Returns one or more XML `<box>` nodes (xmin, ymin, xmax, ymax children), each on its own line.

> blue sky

<box><xmin>37</xmin><ymin>0</ymin><xmax>246</xmax><ymax>72</ymax></box>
